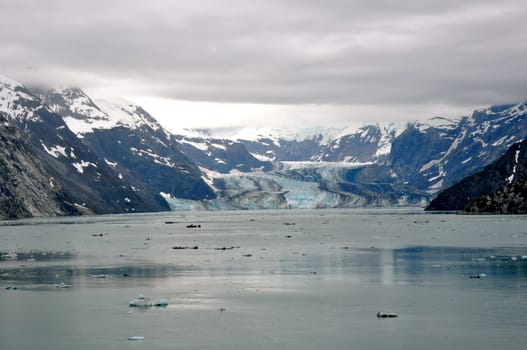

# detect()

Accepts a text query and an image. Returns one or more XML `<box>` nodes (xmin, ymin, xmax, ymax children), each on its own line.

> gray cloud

<box><xmin>1</xmin><ymin>0</ymin><xmax>527</xmax><ymax>125</ymax></box>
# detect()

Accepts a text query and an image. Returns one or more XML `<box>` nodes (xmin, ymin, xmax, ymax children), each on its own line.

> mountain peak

<box><xmin>0</xmin><ymin>74</ymin><xmax>23</xmax><ymax>89</ymax></box>
<box><xmin>0</xmin><ymin>75</ymin><xmax>41</xmax><ymax>122</ymax></box>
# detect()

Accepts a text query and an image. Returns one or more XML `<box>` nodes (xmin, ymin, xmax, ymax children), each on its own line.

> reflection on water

<box><xmin>2</xmin><ymin>246</ymin><xmax>526</xmax><ymax>290</ymax></box>
<box><xmin>0</xmin><ymin>250</ymin><xmax>76</xmax><ymax>262</ymax></box>
<box><xmin>0</xmin><ymin>264</ymin><xmax>196</xmax><ymax>287</ymax></box>
<box><xmin>393</xmin><ymin>246</ymin><xmax>527</xmax><ymax>282</ymax></box>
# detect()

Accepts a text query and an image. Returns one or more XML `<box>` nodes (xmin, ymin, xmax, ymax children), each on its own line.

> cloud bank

<box><xmin>1</xmin><ymin>0</ymin><xmax>526</xmax><ymax>128</ymax></box>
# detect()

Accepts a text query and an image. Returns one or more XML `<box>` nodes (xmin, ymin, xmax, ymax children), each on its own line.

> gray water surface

<box><xmin>1</xmin><ymin>209</ymin><xmax>526</xmax><ymax>349</ymax></box>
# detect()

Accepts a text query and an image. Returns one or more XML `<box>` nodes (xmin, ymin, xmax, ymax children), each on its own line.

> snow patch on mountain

<box><xmin>0</xmin><ymin>76</ymin><xmax>40</xmax><ymax>121</ymax></box>
<box><xmin>95</xmin><ymin>99</ymin><xmax>162</xmax><ymax>131</ymax></box>
<box><xmin>129</xmin><ymin>147</ymin><xmax>178</xmax><ymax>168</ymax></box>
<box><xmin>104</xmin><ymin>158</ymin><xmax>118</xmax><ymax>167</ymax></box>
<box><xmin>179</xmin><ymin>139</ymin><xmax>209</xmax><ymax>151</ymax></box>
<box><xmin>44</xmin><ymin>88</ymin><xmax>164</xmax><ymax>137</ymax></box>
<box><xmin>72</xmin><ymin>160</ymin><xmax>97</xmax><ymax>174</ymax></box>
<box><xmin>414</xmin><ymin>116</ymin><xmax>460</xmax><ymax>132</ymax></box>
<box><xmin>41</xmin><ymin>142</ymin><xmax>68</xmax><ymax>158</ymax></box>
<box><xmin>0</xmin><ymin>74</ymin><xmax>23</xmax><ymax>89</ymax></box>
<box><xmin>221</xmin><ymin>126</ymin><xmax>338</xmax><ymax>144</ymax></box>
<box><xmin>506</xmin><ymin>147</ymin><xmax>521</xmax><ymax>184</ymax></box>
<box><xmin>282</xmin><ymin>161</ymin><xmax>373</xmax><ymax>169</ymax></box>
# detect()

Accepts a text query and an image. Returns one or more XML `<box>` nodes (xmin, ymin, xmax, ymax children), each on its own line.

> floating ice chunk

<box><xmin>55</xmin><ymin>282</ymin><xmax>73</xmax><ymax>288</ymax></box>
<box><xmin>128</xmin><ymin>336</ymin><xmax>145</xmax><ymax>341</ymax></box>
<box><xmin>1</xmin><ymin>252</ymin><xmax>18</xmax><ymax>260</ymax></box>
<box><xmin>129</xmin><ymin>294</ymin><xmax>169</xmax><ymax>307</ymax></box>
<box><xmin>129</xmin><ymin>294</ymin><xmax>152</xmax><ymax>307</ymax></box>
<box><xmin>153</xmin><ymin>298</ymin><xmax>168</xmax><ymax>307</ymax></box>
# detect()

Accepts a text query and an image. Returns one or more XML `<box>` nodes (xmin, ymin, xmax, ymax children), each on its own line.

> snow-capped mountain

<box><xmin>173</xmin><ymin>134</ymin><xmax>273</xmax><ymax>174</ymax></box>
<box><xmin>0</xmin><ymin>75</ymin><xmax>220</xmax><ymax>217</ymax></box>
<box><xmin>0</xmin><ymin>76</ymin><xmax>171</xmax><ymax>215</ymax></box>
<box><xmin>37</xmin><ymin>87</ymin><xmax>163</xmax><ymax>137</ymax></box>
<box><xmin>34</xmin><ymin>87</ymin><xmax>215</xmax><ymax>202</ymax></box>
<box><xmin>220</xmin><ymin>124</ymin><xmax>401</xmax><ymax>163</ymax></box>
<box><xmin>390</xmin><ymin>103</ymin><xmax>527</xmax><ymax>192</ymax></box>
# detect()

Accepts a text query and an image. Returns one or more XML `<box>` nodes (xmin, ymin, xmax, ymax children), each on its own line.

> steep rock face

<box><xmin>1</xmin><ymin>77</ymin><xmax>170</xmax><ymax>215</ymax></box>
<box><xmin>34</xmin><ymin>88</ymin><xmax>215</xmax><ymax>201</ymax></box>
<box><xmin>426</xmin><ymin>139</ymin><xmax>527</xmax><ymax>212</ymax></box>
<box><xmin>0</xmin><ymin>114</ymin><xmax>79</xmax><ymax>219</ymax></box>
<box><xmin>465</xmin><ymin>178</ymin><xmax>527</xmax><ymax>214</ymax></box>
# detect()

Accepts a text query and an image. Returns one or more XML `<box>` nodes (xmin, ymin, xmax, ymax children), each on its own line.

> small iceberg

<box><xmin>129</xmin><ymin>294</ymin><xmax>168</xmax><ymax>307</ymax></box>
<box><xmin>376</xmin><ymin>311</ymin><xmax>399</xmax><ymax>318</ymax></box>
<box><xmin>1</xmin><ymin>252</ymin><xmax>18</xmax><ymax>260</ymax></box>
<box><xmin>55</xmin><ymin>282</ymin><xmax>73</xmax><ymax>288</ymax></box>
<box><xmin>153</xmin><ymin>298</ymin><xmax>168</xmax><ymax>307</ymax></box>
<box><xmin>128</xmin><ymin>336</ymin><xmax>145</xmax><ymax>341</ymax></box>
<box><xmin>129</xmin><ymin>294</ymin><xmax>152</xmax><ymax>307</ymax></box>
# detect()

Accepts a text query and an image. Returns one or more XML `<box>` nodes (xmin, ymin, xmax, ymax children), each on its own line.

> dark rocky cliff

<box><xmin>0</xmin><ymin>114</ymin><xmax>80</xmax><ymax>219</ymax></box>
<box><xmin>426</xmin><ymin>139</ymin><xmax>527</xmax><ymax>213</ymax></box>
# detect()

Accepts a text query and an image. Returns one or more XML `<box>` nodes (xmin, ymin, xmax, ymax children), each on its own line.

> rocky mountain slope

<box><xmin>426</xmin><ymin>139</ymin><xmax>527</xmax><ymax>213</ymax></box>
<box><xmin>34</xmin><ymin>87</ymin><xmax>215</xmax><ymax>201</ymax></box>
<box><xmin>0</xmin><ymin>75</ymin><xmax>215</xmax><ymax>218</ymax></box>
<box><xmin>0</xmin><ymin>113</ymin><xmax>79</xmax><ymax>218</ymax></box>
<box><xmin>173</xmin><ymin>132</ymin><xmax>273</xmax><ymax>174</ymax></box>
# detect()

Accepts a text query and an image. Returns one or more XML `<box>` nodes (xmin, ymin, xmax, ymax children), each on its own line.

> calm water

<box><xmin>1</xmin><ymin>209</ymin><xmax>526</xmax><ymax>350</ymax></box>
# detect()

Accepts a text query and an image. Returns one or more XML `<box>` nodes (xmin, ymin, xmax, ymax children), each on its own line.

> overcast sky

<box><xmin>1</xmin><ymin>0</ymin><xmax>527</xmax><ymax>131</ymax></box>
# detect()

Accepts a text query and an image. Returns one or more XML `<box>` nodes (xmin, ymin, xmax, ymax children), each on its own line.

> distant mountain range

<box><xmin>1</xmin><ymin>74</ymin><xmax>526</xmax><ymax>218</ymax></box>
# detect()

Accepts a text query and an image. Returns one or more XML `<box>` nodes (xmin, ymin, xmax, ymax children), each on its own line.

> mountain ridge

<box><xmin>1</xmin><ymin>74</ymin><xmax>526</xmax><ymax>216</ymax></box>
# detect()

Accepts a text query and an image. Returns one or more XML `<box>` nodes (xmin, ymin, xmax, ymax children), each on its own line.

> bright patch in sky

<box><xmin>131</xmin><ymin>97</ymin><xmax>284</xmax><ymax>130</ymax></box>
<box><xmin>130</xmin><ymin>96</ymin><xmax>477</xmax><ymax>133</ymax></box>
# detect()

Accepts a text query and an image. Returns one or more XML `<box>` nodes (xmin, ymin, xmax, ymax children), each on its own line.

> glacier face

<box><xmin>163</xmin><ymin>163</ymin><xmax>430</xmax><ymax>211</ymax></box>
